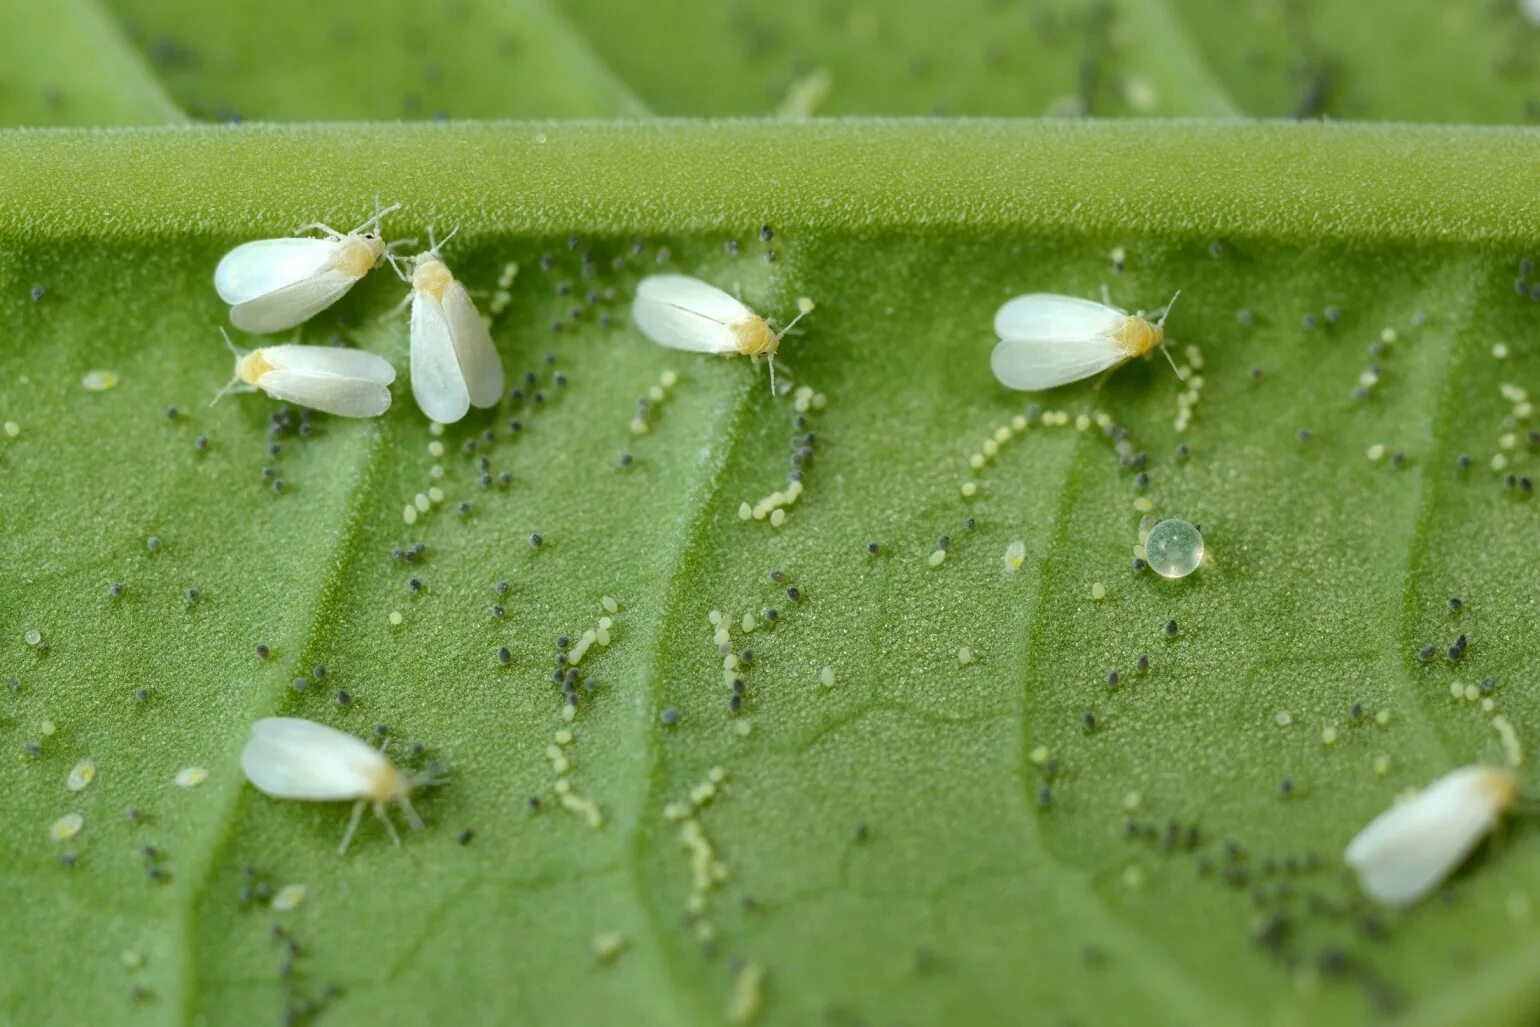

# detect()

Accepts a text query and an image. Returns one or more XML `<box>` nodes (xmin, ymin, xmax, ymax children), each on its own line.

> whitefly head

<box><xmin>333</xmin><ymin>200</ymin><xmax>403</xmax><ymax>277</ymax></box>
<box><xmin>390</xmin><ymin>225</ymin><xmax>460</xmax><ymax>300</ymax></box>
<box><xmin>211</xmin><ymin>328</ymin><xmax>264</xmax><ymax>405</ymax></box>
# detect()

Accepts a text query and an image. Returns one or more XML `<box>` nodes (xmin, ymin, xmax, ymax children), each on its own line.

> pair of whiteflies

<box><xmin>213</xmin><ymin>203</ymin><xmax>503</xmax><ymax>424</ymax></box>
<box><xmin>245</xmin><ymin>708</ymin><xmax>1527</xmax><ymax>906</ymax></box>
<box><xmin>632</xmin><ymin>280</ymin><xmax>1182</xmax><ymax>394</ymax></box>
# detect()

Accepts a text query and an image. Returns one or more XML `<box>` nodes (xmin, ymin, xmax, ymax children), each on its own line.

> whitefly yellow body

<box><xmin>216</xmin><ymin>329</ymin><xmax>395</xmax><ymax>417</ymax></box>
<box><xmin>1345</xmin><ymin>765</ymin><xmax>1519</xmax><ymax>907</ymax></box>
<box><xmin>990</xmin><ymin>291</ymin><xmax>1179</xmax><ymax>391</ymax></box>
<box><xmin>241</xmin><ymin>717</ymin><xmax>432</xmax><ymax>855</ymax></box>
<box><xmin>214</xmin><ymin>203</ymin><xmax>399</xmax><ymax>334</ymax></box>
<box><xmin>392</xmin><ymin>232</ymin><xmax>504</xmax><ymax>424</ymax></box>
<box><xmin>631</xmin><ymin>274</ymin><xmax>805</xmax><ymax>391</ymax></box>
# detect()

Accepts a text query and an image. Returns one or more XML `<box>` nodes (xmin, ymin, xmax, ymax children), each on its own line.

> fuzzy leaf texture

<box><xmin>2</xmin><ymin>2</ymin><xmax>1540</xmax><ymax>1027</ymax></box>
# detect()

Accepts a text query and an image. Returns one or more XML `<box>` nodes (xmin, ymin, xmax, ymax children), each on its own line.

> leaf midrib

<box><xmin>4</xmin><ymin>122</ymin><xmax>1540</xmax><ymax>249</ymax></box>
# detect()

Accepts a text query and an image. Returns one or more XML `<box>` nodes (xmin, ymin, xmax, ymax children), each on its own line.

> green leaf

<box><xmin>3</xmin><ymin>121</ymin><xmax>1540</xmax><ymax>1027</ymax></box>
<box><xmin>97</xmin><ymin>0</ymin><xmax>648</xmax><ymax>120</ymax></box>
<box><xmin>57</xmin><ymin>0</ymin><xmax>1540</xmax><ymax>122</ymax></box>
<box><xmin>0</xmin><ymin>0</ymin><xmax>185</xmax><ymax>126</ymax></box>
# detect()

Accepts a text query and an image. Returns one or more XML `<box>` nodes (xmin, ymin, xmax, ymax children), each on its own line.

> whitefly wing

<box><xmin>231</xmin><ymin>269</ymin><xmax>361</xmax><ymax>335</ymax></box>
<box><xmin>632</xmin><ymin>274</ymin><xmax>749</xmax><ymax>354</ymax></box>
<box><xmin>1345</xmin><ymin>766</ymin><xmax>1510</xmax><ymax>906</ymax></box>
<box><xmin>215</xmin><ymin>238</ymin><xmax>341</xmax><ymax>305</ymax></box>
<box><xmin>410</xmin><ymin>292</ymin><xmax>472</xmax><ymax>423</ymax></box>
<box><xmin>442</xmin><ymin>281</ymin><xmax>504</xmax><ymax>409</ymax></box>
<box><xmin>990</xmin><ymin>335</ymin><xmax>1126</xmax><ymax>391</ymax></box>
<box><xmin>264</xmin><ymin>344</ymin><xmax>396</xmax><ymax>385</ymax></box>
<box><xmin>993</xmin><ymin>293</ymin><xmax>1123</xmax><ymax>342</ymax></box>
<box><xmin>241</xmin><ymin>717</ymin><xmax>385</xmax><ymax>801</ymax></box>
<box><xmin>255</xmin><ymin>369</ymin><xmax>392</xmax><ymax>417</ymax></box>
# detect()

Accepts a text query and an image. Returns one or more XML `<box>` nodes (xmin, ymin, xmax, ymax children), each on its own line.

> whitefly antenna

<box><xmin>767</xmin><ymin>304</ymin><xmax>813</xmax><ymax>396</ymax></box>
<box><xmin>1155</xmin><ymin>289</ymin><xmax>1185</xmax><ymax>381</ymax></box>
<box><xmin>1156</xmin><ymin>289</ymin><xmax>1182</xmax><ymax>328</ymax></box>
<box><xmin>355</xmin><ymin>198</ymin><xmax>403</xmax><ymax>235</ymax></box>
<box><xmin>426</xmin><ymin>225</ymin><xmax>460</xmax><ymax>256</ymax></box>
<box><xmin>210</xmin><ymin>328</ymin><xmax>247</xmax><ymax>406</ymax></box>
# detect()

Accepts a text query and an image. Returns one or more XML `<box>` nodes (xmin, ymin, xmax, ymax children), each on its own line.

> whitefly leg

<box><xmin>375</xmin><ymin>802</ymin><xmax>403</xmax><ymax>846</ymax></box>
<box><xmin>398</xmin><ymin>796</ymin><xmax>426</xmax><ymax>832</ymax></box>
<box><xmin>337</xmin><ymin>799</ymin><xmax>366</xmax><ymax>856</ymax></box>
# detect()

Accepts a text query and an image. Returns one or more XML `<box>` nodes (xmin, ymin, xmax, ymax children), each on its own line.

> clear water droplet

<box><xmin>1144</xmin><ymin>519</ymin><xmax>1204</xmax><ymax>579</ymax></box>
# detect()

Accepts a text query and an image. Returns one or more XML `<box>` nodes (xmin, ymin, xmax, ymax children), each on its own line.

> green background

<box><xmin>2</xmin><ymin>2</ymin><xmax>1540</xmax><ymax>1025</ymax></box>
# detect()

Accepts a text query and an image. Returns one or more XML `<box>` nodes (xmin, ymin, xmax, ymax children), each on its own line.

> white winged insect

<box><xmin>1345</xmin><ymin>765</ymin><xmax>1520</xmax><ymax>907</ymax></box>
<box><xmin>991</xmin><ymin>288</ymin><xmax>1182</xmax><ymax>391</ymax></box>
<box><xmin>386</xmin><ymin>228</ymin><xmax>504</xmax><ymax>424</ymax></box>
<box><xmin>213</xmin><ymin>328</ymin><xmax>395</xmax><ymax>417</ymax></box>
<box><xmin>214</xmin><ymin>202</ymin><xmax>402</xmax><ymax>334</ymax></box>
<box><xmin>631</xmin><ymin>274</ymin><xmax>806</xmax><ymax>393</ymax></box>
<box><xmin>240</xmin><ymin>717</ymin><xmax>442</xmax><ymax>855</ymax></box>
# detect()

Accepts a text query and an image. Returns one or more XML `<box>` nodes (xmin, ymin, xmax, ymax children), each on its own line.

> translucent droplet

<box><xmin>1143</xmin><ymin>519</ymin><xmax>1204</xmax><ymax>579</ymax></box>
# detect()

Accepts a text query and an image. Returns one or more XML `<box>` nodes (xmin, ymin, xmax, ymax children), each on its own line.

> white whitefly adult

<box><xmin>631</xmin><ymin>274</ymin><xmax>806</xmax><ymax>393</ymax></box>
<box><xmin>991</xmin><ymin>288</ymin><xmax>1181</xmax><ymax>391</ymax></box>
<box><xmin>388</xmin><ymin>228</ymin><xmax>504</xmax><ymax>424</ymax></box>
<box><xmin>240</xmin><ymin>716</ymin><xmax>440</xmax><ymax>854</ymax></box>
<box><xmin>214</xmin><ymin>202</ymin><xmax>401</xmax><ymax>334</ymax></box>
<box><xmin>1344</xmin><ymin>764</ymin><xmax>1520</xmax><ymax>907</ymax></box>
<box><xmin>213</xmin><ymin>329</ymin><xmax>395</xmax><ymax>418</ymax></box>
